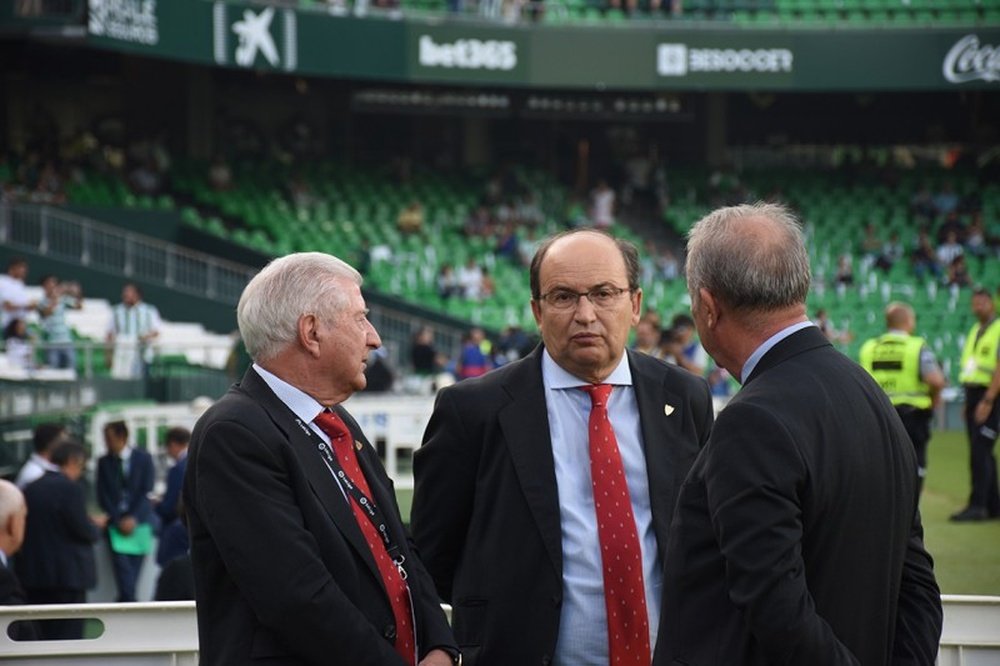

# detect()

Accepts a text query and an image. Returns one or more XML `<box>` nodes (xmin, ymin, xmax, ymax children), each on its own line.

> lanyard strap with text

<box><xmin>306</xmin><ymin>421</ymin><xmax>409</xmax><ymax>580</ymax></box>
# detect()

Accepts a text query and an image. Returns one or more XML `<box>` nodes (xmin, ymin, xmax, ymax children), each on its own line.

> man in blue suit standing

<box><xmin>155</xmin><ymin>426</ymin><xmax>190</xmax><ymax>567</ymax></box>
<box><xmin>97</xmin><ymin>420</ymin><xmax>155</xmax><ymax>602</ymax></box>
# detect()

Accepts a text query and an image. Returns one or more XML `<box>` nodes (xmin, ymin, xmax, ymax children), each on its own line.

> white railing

<box><xmin>0</xmin><ymin>597</ymin><xmax>995</xmax><ymax>663</ymax></box>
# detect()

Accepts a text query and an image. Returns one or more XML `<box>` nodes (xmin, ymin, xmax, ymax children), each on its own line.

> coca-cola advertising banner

<box><xmin>81</xmin><ymin>0</ymin><xmax>1000</xmax><ymax>91</ymax></box>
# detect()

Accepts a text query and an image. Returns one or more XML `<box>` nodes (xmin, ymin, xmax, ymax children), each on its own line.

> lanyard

<box><xmin>298</xmin><ymin>417</ymin><xmax>409</xmax><ymax>581</ymax></box>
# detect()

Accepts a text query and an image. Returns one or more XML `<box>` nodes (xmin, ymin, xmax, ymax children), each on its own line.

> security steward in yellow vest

<box><xmin>860</xmin><ymin>302</ymin><xmax>945</xmax><ymax>497</ymax></box>
<box><xmin>953</xmin><ymin>287</ymin><xmax>1000</xmax><ymax>521</ymax></box>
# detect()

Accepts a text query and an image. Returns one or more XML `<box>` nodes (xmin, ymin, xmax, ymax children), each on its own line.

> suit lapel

<box><xmin>239</xmin><ymin>370</ymin><xmax>383</xmax><ymax>587</ymax></box>
<box><xmin>498</xmin><ymin>348</ymin><xmax>562</xmax><ymax>578</ymax></box>
<box><xmin>629</xmin><ymin>351</ymin><xmax>690</xmax><ymax>559</ymax></box>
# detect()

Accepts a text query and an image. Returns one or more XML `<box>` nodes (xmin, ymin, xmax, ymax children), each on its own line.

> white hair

<box><xmin>237</xmin><ymin>252</ymin><xmax>362</xmax><ymax>363</ymax></box>
<box><xmin>0</xmin><ymin>480</ymin><xmax>25</xmax><ymax>525</ymax></box>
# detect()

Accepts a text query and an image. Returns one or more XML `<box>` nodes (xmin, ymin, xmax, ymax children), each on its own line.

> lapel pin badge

<box><xmin>664</xmin><ymin>404</ymin><xmax>675</xmax><ymax>416</ymax></box>
<box><xmin>354</xmin><ymin>440</ymin><xmax>363</xmax><ymax>451</ymax></box>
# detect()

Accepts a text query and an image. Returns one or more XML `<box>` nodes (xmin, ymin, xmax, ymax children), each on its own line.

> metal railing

<box><xmin>0</xmin><ymin>203</ymin><xmax>258</xmax><ymax>305</ymax></box>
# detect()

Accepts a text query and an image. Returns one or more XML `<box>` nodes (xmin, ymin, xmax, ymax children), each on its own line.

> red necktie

<box><xmin>314</xmin><ymin>410</ymin><xmax>416</xmax><ymax>666</ymax></box>
<box><xmin>581</xmin><ymin>384</ymin><xmax>651</xmax><ymax>666</ymax></box>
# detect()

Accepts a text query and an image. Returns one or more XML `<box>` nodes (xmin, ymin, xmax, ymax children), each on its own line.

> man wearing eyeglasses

<box><xmin>412</xmin><ymin>229</ymin><xmax>714</xmax><ymax>666</ymax></box>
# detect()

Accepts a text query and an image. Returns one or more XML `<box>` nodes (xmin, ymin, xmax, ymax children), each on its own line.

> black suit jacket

<box><xmin>656</xmin><ymin>327</ymin><xmax>942</xmax><ymax>666</ymax></box>
<box><xmin>0</xmin><ymin>561</ymin><xmax>38</xmax><ymax>641</ymax></box>
<box><xmin>183</xmin><ymin>368</ymin><xmax>455</xmax><ymax>666</ymax></box>
<box><xmin>17</xmin><ymin>471</ymin><xmax>100</xmax><ymax>592</ymax></box>
<box><xmin>411</xmin><ymin>346</ymin><xmax>714</xmax><ymax>665</ymax></box>
<box><xmin>96</xmin><ymin>446</ymin><xmax>155</xmax><ymax>525</ymax></box>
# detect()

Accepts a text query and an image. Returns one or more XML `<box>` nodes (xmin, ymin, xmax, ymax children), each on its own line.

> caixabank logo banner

<box><xmin>88</xmin><ymin>0</ymin><xmax>159</xmax><ymax>46</ymax></box>
<box><xmin>212</xmin><ymin>2</ymin><xmax>298</xmax><ymax>72</ymax></box>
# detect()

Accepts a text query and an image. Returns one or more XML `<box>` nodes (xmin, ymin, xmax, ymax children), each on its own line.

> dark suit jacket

<box><xmin>656</xmin><ymin>327</ymin><xmax>942</xmax><ymax>666</ymax></box>
<box><xmin>0</xmin><ymin>560</ymin><xmax>38</xmax><ymax>641</ymax></box>
<box><xmin>183</xmin><ymin>368</ymin><xmax>455</xmax><ymax>666</ymax></box>
<box><xmin>411</xmin><ymin>345</ymin><xmax>714</xmax><ymax>665</ymax></box>
<box><xmin>17</xmin><ymin>471</ymin><xmax>100</xmax><ymax>592</ymax></box>
<box><xmin>155</xmin><ymin>454</ymin><xmax>187</xmax><ymax>525</ymax></box>
<box><xmin>96</xmin><ymin>446</ymin><xmax>155</xmax><ymax>525</ymax></box>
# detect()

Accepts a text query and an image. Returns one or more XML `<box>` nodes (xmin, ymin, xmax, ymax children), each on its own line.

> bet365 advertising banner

<box><xmin>85</xmin><ymin>0</ymin><xmax>1000</xmax><ymax>90</ymax></box>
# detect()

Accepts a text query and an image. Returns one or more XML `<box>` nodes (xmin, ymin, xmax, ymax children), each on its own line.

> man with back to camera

<box><xmin>18</xmin><ymin>440</ymin><xmax>106</xmax><ymax>639</ymax></box>
<box><xmin>656</xmin><ymin>202</ymin><xmax>942</xmax><ymax>665</ymax></box>
<box><xmin>860</xmin><ymin>301</ymin><xmax>946</xmax><ymax>497</ymax></box>
<box><xmin>15</xmin><ymin>422</ymin><xmax>68</xmax><ymax>489</ymax></box>
<box><xmin>411</xmin><ymin>229</ymin><xmax>714</xmax><ymax>665</ymax></box>
<box><xmin>183</xmin><ymin>252</ymin><xmax>458</xmax><ymax>666</ymax></box>
<box><xmin>951</xmin><ymin>286</ymin><xmax>1000</xmax><ymax>521</ymax></box>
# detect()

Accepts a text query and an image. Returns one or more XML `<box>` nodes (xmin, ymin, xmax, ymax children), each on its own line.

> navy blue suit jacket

<box><xmin>97</xmin><ymin>447</ymin><xmax>155</xmax><ymax>525</ymax></box>
<box><xmin>155</xmin><ymin>454</ymin><xmax>187</xmax><ymax>525</ymax></box>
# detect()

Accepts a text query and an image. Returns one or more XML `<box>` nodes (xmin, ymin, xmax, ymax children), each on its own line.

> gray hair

<box><xmin>686</xmin><ymin>202</ymin><xmax>811</xmax><ymax>312</ymax></box>
<box><xmin>238</xmin><ymin>252</ymin><xmax>362</xmax><ymax>363</ymax></box>
<box><xmin>0</xmin><ymin>480</ymin><xmax>25</xmax><ymax>524</ymax></box>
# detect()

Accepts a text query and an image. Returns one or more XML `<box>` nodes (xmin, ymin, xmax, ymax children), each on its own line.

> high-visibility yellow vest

<box><xmin>859</xmin><ymin>332</ymin><xmax>931</xmax><ymax>409</ymax></box>
<box><xmin>959</xmin><ymin>318</ymin><xmax>1000</xmax><ymax>386</ymax></box>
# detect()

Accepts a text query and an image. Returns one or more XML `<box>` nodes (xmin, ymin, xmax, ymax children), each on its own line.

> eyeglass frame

<box><xmin>534</xmin><ymin>284</ymin><xmax>637</xmax><ymax>310</ymax></box>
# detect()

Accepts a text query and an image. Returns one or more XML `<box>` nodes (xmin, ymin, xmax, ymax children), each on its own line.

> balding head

<box><xmin>885</xmin><ymin>302</ymin><xmax>915</xmax><ymax>333</ymax></box>
<box><xmin>686</xmin><ymin>202</ymin><xmax>811</xmax><ymax>317</ymax></box>
<box><xmin>0</xmin><ymin>480</ymin><xmax>26</xmax><ymax>557</ymax></box>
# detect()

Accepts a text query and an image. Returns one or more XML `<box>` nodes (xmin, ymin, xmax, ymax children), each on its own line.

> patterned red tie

<box><xmin>581</xmin><ymin>384</ymin><xmax>651</xmax><ymax>666</ymax></box>
<box><xmin>314</xmin><ymin>410</ymin><xmax>416</xmax><ymax>666</ymax></box>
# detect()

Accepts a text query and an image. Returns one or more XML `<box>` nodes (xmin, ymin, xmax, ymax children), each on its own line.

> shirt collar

<box><xmin>0</xmin><ymin>550</ymin><xmax>7</xmax><ymax>568</ymax></box>
<box><xmin>120</xmin><ymin>446</ymin><xmax>133</xmax><ymax>463</ymax></box>
<box><xmin>541</xmin><ymin>348</ymin><xmax>633</xmax><ymax>390</ymax></box>
<box><xmin>253</xmin><ymin>363</ymin><xmax>327</xmax><ymax>424</ymax></box>
<box><xmin>741</xmin><ymin>321</ymin><xmax>816</xmax><ymax>384</ymax></box>
<box><xmin>31</xmin><ymin>453</ymin><xmax>59</xmax><ymax>472</ymax></box>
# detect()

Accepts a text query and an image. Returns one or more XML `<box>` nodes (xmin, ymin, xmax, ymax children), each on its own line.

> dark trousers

<box><xmin>897</xmin><ymin>406</ymin><xmax>933</xmax><ymax>496</ymax></box>
<box><xmin>110</xmin><ymin>548</ymin><xmax>145</xmax><ymax>602</ymax></box>
<box><xmin>963</xmin><ymin>385</ymin><xmax>1000</xmax><ymax>515</ymax></box>
<box><xmin>24</xmin><ymin>588</ymin><xmax>86</xmax><ymax>639</ymax></box>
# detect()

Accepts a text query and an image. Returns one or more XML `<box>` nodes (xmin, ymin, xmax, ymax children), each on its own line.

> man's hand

<box><xmin>91</xmin><ymin>514</ymin><xmax>109</xmax><ymax>530</ymax></box>
<box><xmin>418</xmin><ymin>648</ymin><xmax>457</xmax><ymax>666</ymax></box>
<box><xmin>974</xmin><ymin>397</ymin><xmax>994</xmax><ymax>426</ymax></box>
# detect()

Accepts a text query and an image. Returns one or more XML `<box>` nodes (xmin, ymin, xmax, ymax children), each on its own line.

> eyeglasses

<box><xmin>537</xmin><ymin>286</ymin><xmax>634</xmax><ymax>310</ymax></box>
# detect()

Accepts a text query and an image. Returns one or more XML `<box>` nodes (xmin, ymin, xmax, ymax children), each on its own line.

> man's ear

<box><xmin>298</xmin><ymin>314</ymin><xmax>321</xmax><ymax>357</ymax></box>
<box><xmin>699</xmin><ymin>288</ymin><xmax>720</xmax><ymax>329</ymax></box>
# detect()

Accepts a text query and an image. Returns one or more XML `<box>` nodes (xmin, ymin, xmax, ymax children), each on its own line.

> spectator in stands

<box><xmin>936</xmin><ymin>230</ymin><xmax>964</xmax><ymax>271</ymax></box>
<box><xmin>517</xmin><ymin>227</ymin><xmax>541</xmax><ymax>267</ymax></box>
<box><xmin>911</xmin><ymin>230</ymin><xmax>942</xmax><ymax>282</ymax></box>
<box><xmin>106</xmin><ymin>282</ymin><xmax>161</xmax><ymax>380</ymax></box>
<box><xmin>34</xmin><ymin>159</ymin><xmax>66</xmax><ymax>204</ymax></box>
<box><xmin>128</xmin><ymin>158</ymin><xmax>163</xmax><ymax>196</ymax></box>
<box><xmin>18</xmin><ymin>441</ymin><xmax>105</xmax><ymax>640</ymax></box>
<box><xmin>15</xmin><ymin>422</ymin><xmax>67</xmax><ymax>489</ymax></box>
<box><xmin>397</xmin><ymin>200</ymin><xmax>425</xmax><ymax>235</ymax></box>
<box><xmin>410</xmin><ymin>326</ymin><xmax>445</xmax><ymax>376</ymax></box>
<box><xmin>0</xmin><ymin>256</ymin><xmax>36</xmax><ymax>331</ymax></box>
<box><xmin>876</xmin><ymin>232</ymin><xmax>904</xmax><ymax>273</ymax></box>
<box><xmin>456</xmin><ymin>327</ymin><xmax>492</xmax><ymax>380</ymax></box>
<box><xmin>933</xmin><ymin>181</ymin><xmax>960</xmax><ymax>218</ymax></box>
<box><xmin>662</xmin><ymin>313</ymin><xmax>707</xmax><ymax>377</ymax></box>
<box><xmin>590</xmin><ymin>179</ymin><xmax>615</xmax><ymax>229</ymax></box>
<box><xmin>909</xmin><ymin>182</ymin><xmax>936</xmax><ymax>222</ymax></box>
<box><xmin>437</xmin><ymin>264</ymin><xmax>462</xmax><ymax>300</ymax></box>
<box><xmin>632</xmin><ymin>318</ymin><xmax>665</xmax><ymax>359</ymax></box>
<box><xmin>464</xmin><ymin>204</ymin><xmax>493</xmax><ymax>238</ymax></box>
<box><xmin>517</xmin><ymin>192</ymin><xmax>544</xmax><ymax>228</ymax></box>
<box><xmin>657</xmin><ymin>247</ymin><xmax>680</xmax><ymax>281</ymax></box>
<box><xmin>0</xmin><ymin>479</ymin><xmax>34</xmax><ymax>635</ymax></box>
<box><xmin>287</xmin><ymin>171</ymin><xmax>315</xmax><ymax>210</ymax></box>
<box><xmin>945</xmin><ymin>255</ymin><xmax>971</xmax><ymax>292</ymax></box>
<box><xmin>457</xmin><ymin>258</ymin><xmax>484</xmax><ymax>300</ymax></box>
<box><xmin>38</xmin><ymin>274</ymin><xmax>82</xmax><ymax>371</ymax></box>
<box><xmin>207</xmin><ymin>154</ymin><xmax>233</xmax><ymax>192</ymax></box>
<box><xmin>480</xmin><ymin>266</ymin><xmax>497</xmax><ymax>300</ymax></box>
<box><xmin>495</xmin><ymin>223</ymin><xmax>520</xmax><ymax>263</ymax></box>
<box><xmin>965</xmin><ymin>215</ymin><xmax>987</xmax><ymax>257</ymax></box>
<box><xmin>97</xmin><ymin>420</ymin><xmax>155</xmax><ymax>602</ymax></box>
<box><xmin>936</xmin><ymin>210</ymin><xmax>967</xmax><ymax>245</ymax></box>
<box><xmin>833</xmin><ymin>254</ymin><xmax>854</xmax><ymax>295</ymax></box>
<box><xmin>3</xmin><ymin>318</ymin><xmax>34</xmax><ymax>371</ymax></box>
<box><xmin>859</xmin><ymin>222</ymin><xmax>883</xmax><ymax>269</ymax></box>
<box><xmin>155</xmin><ymin>428</ymin><xmax>191</xmax><ymax>569</ymax></box>
<box><xmin>952</xmin><ymin>287</ymin><xmax>1000</xmax><ymax>522</ymax></box>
